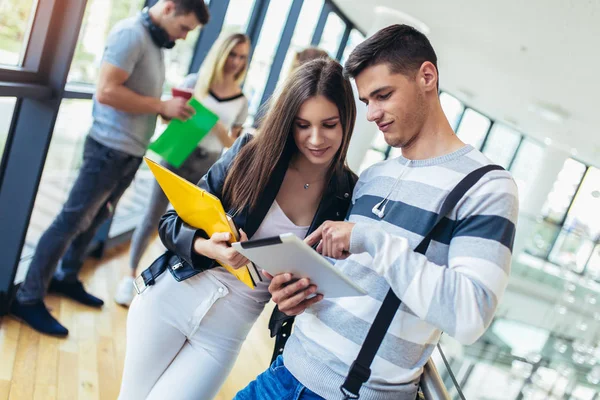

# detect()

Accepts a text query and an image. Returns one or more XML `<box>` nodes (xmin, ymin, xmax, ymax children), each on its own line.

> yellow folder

<box><xmin>144</xmin><ymin>157</ymin><xmax>257</xmax><ymax>289</ymax></box>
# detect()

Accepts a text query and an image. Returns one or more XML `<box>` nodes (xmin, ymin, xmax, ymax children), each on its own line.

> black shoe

<box><xmin>10</xmin><ymin>299</ymin><xmax>69</xmax><ymax>337</ymax></box>
<box><xmin>49</xmin><ymin>278</ymin><xmax>104</xmax><ymax>307</ymax></box>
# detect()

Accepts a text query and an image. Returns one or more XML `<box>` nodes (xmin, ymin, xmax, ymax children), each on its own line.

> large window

<box><xmin>548</xmin><ymin>230</ymin><xmax>595</xmax><ymax>273</ymax></box>
<box><xmin>571</xmin><ymin>386</ymin><xmax>598</xmax><ymax>400</ymax></box>
<box><xmin>164</xmin><ymin>29</ymin><xmax>200</xmax><ymax>90</ymax></box>
<box><xmin>440</xmin><ymin>92</ymin><xmax>465</xmax><ymax>131</ymax></box>
<box><xmin>0</xmin><ymin>0</ymin><xmax>38</xmax><ymax>66</ymax></box>
<box><xmin>482</xmin><ymin>124</ymin><xmax>521</xmax><ymax>169</ymax></box>
<box><xmin>524</xmin><ymin>159</ymin><xmax>587</xmax><ymax>260</ymax></box>
<box><xmin>68</xmin><ymin>0</ymin><xmax>198</xmax><ymax>91</ymax></box>
<box><xmin>0</xmin><ymin>97</ymin><xmax>17</xmax><ymax>158</ymax></box>
<box><xmin>3</xmin><ymin>0</ymin><xmax>369</xmax><ymax>267</ymax></box>
<box><xmin>19</xmin><ymin>99</ymin><xmax>94</xmax><ymax>261</ymax></box>
<box><xmin>586</xmin><ymin>244</ymin><xmax>600</xmax><ymax>280</ymax></box>
<box><xmin>541</xmin><ymin>158</ymin><xmax>587</xmax><ymax>224</ymax></box>
<box><xmin>68</xmin><ymin>0</ymin><xmax>146</xmax><ymax>86</ymax></box>
<box><xmin>276</xmin><ymin>0</ymin><xmax>324</xmax><ymax>88</ymax></box>
<box><xmin>221</xmin><ymin>0</ymin><xmax>257</xmax><ymax>34</ymax></box>
<box><xmin>359</xmin><ymin>132</ymin><xmax>389</xmax><ymax>173</ymax></box>
<box><xmin>244</xmin><ymin>0</ymin><xmax>293</xmax><ymax>123</ymax></box>
<box><xmin>456</xmin><ymin>108</ymin><xmax>491</xmax><ymax>149</ymax></box>
<box><xmin>562</xmin><ymin>167</ymin><xmax>600</xmax><ymax>240</ymax></box>
<box><xmin>359</xmin><ymin>149</ymin><xmax>386</xmax><ymax>173</ymax></box>
<box><xmin>371</xmin><ymin>132</ymin><xmax>389</xmax><ymax>153</ymax></box>
<box><xmin>525</xmin><ymin>219</ymin><xmax>562</xmax><ymax>259</ymax></box>
<box><xmin>548</xmin><ymin>167</ymin><xmax>600</xmax><ymax>273</ymax></box>
<box><xmin>18</xmin><ymin>99</ymin><xmax>152</xmax><ymax>264</ymax></box>
<box><xmin>318</xmin><ymin>11</ymin><xmax>346</xmax><ymax>58</ymax></box>
<box><xmin>510</xmin><ymin>138</ymin><xmax>545</xmax><ymax>206</ymax></box>
<box><xmin>340</xmin><ymin>28</ymin><xmax>365</xmax><ymax>64</ymax></box>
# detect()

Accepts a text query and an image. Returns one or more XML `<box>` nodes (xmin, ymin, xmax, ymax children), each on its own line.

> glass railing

<box><xmin>421</xmin><ymin>353</ymin><xmax>452</xmax><ymax>400</ymax></box>
<box><xmin>523</xmin><ymin>213</ymin><xmax>600</xmax><ymax>278</ymax></box>
<box><xmin>426</xmin><ymin>212</ymin><xmax>600</xmax><ymax>399</ymax></box>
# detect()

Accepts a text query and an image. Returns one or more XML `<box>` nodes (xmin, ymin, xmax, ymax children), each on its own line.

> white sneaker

<box><xmin>114</xmin><ymin>276</ymin><xmax>135</xmax><ymax>307</ymax></box>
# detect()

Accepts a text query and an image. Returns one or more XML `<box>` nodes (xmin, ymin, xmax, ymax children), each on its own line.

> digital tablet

<box><xmin>231</xmin><ymin>233</ymin><xmax>366</xmax><ymax>298</ymax></box>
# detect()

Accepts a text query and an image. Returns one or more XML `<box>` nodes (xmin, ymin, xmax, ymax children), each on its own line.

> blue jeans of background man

<box><xmin>234</xmin><ymin>356</ymin><xmax>324</xmax><ymax>400</ymax></box>
<box><xmin>16</xmin><ymin>136</ymin><xmax>142</xmax><ymax>304</ymax></box>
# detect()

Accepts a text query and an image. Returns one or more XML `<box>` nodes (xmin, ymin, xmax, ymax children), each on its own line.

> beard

<box><xmin>387</xmin><ymin>91</ymin><xmax>427</xmax><ymax>149</ymax></box>
<box><xmin>387</xmin><ymin>130</ymin><xmax>419</xmax><ymax>149</ymax></box>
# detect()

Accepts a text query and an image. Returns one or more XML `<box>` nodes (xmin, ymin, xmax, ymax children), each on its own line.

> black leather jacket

<box><xmin>157</xmin><ymin>133</ymin><xmax>357</xmax><ymax>361</ymax></box>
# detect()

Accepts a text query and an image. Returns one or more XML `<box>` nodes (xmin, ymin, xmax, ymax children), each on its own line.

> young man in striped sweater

<box><xmin>236</xmin><ymin>24</ymin><xmax>519</xmax><ymax>400</ymax></box>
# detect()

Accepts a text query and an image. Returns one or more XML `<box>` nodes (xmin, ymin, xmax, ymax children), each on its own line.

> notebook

<box><xmin>144</xmin><ymin>157</ymin><xmax>261</xmax><ymax>289</ymax></box>
<box><xmin>148</xmin><ymin>97</ymin><xmax>219</xmax><ymax>168</ymax></box>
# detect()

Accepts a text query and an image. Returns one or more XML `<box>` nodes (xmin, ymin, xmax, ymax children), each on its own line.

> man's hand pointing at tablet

<box><xmin>305</xmin><ymin>221</ymin><xmax>355</xmax><ymax>259</ymax></box>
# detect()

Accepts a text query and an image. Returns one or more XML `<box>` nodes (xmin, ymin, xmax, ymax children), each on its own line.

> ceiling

<box><xmin>335</xmin><ymin>0</ymin><xmax>600</xmax><ymax>168</ymax></box>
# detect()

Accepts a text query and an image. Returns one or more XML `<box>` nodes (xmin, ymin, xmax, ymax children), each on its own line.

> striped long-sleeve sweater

<box><xmin>283</xmin><ymin>145</ymin><xmax>519</xmax><ymax>400</ymax></box>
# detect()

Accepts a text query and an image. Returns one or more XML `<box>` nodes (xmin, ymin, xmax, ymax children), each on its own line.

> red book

<box><xmin>171</xmin><ymin>87</ymin><xmax>193</xmax><ymax>100</ymax></box>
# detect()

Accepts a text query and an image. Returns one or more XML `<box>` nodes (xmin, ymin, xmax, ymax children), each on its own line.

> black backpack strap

<box><xmin>268</xmin><ymin>306</ymin><xmax>295</xmax><ymax>363</ymax></box>
<box><xmin>340</xmin><ymin>164</ymin><xmax>503</xmax><ymax>399</ymax></box>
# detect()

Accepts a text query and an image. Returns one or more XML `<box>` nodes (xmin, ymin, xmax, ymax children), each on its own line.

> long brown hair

<box><xmin>223</xmin><ymin>58</ymin><xmax>356</xmax><ymax>213</ymax></box>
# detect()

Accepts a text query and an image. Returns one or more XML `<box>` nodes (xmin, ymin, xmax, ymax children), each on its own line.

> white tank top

<box><xmin>208</xmin><ymin>201</ymin><xmax>310</xmax><ymax>303</ymax></box>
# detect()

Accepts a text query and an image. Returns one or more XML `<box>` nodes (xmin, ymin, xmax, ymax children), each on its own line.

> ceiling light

<box><xmin>456</xmin><ymin>87</ymin><xmax>475</xmax><ymax>100</ymax></box>
<box><xmin>504</xmin><ymin>116</ymin><xmax>518</xmax><ymax>127</ymax></box>
<box><xmin>528</xmin><ymin>102</ymin><xmax>569</xmax><ymax>123</ymax></box>
<box><xmin>374</xmin><ymin>6</ymin><xmax>430</xmax><ymax>35</ymax></box>
<box><xmin>544</xmin><ymin>137</ymin><xmax>553</xmax><ymax>146</ymax></box>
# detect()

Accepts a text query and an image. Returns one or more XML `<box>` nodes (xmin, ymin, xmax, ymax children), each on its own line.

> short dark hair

<box><xmin>344</xmin><ymin>24</ymin><xmax>438</xmax><ymax>87</ymax></box>
<box><xmin>171</xmin><ymin>0</ymin><xmax>210</xmax><ymax>25</ymax></box>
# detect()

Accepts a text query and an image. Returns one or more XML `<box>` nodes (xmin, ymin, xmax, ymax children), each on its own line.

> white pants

<box><xmin>118</xmin><ymin>270</ymin><xmax>266</xmax><ymax>400</ymax></box>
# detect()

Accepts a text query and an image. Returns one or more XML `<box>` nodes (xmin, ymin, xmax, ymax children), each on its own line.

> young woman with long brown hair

<box><xmin>118</xmin><ymin>58</ymin><xmax>357</xmax><ymax>400</ymax></box>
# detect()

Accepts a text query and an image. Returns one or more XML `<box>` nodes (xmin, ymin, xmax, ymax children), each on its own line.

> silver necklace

<box><xmin>302</xmin><ymin>177</ymin><xmax>324</xmax><ymax>189</ymax></box>
<box><xmin>290</xmin><ymin>165</ymin><xmax>326</xmax><ymax>190</ymax></box>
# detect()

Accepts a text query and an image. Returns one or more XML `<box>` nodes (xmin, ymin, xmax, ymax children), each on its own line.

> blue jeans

<box><xmin>17</xmin><ymin>136</ymin><xmax>142</xmax><ymax>303</ymax></box>
<box><xmin>235</xmin><ymin>356</ymin><xmax>324</xmax><ymax>400</ymax></box>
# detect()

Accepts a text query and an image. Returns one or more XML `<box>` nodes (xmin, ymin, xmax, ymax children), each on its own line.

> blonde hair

<box><xmin>194</xmin><ymin>33</ymin><xmax>251</xmax><ymax>99</ymax></box>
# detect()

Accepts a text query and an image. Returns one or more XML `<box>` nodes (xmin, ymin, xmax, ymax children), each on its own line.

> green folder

<box><xmin>149</xmin><ymin>98</ymin><xmax>219</xmax><ymax>168</ymax></box>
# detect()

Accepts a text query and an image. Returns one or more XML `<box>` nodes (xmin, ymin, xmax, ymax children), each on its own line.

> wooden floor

<box><xmin>0</xmin><ymin>238</ymin><xmax>275</xmax><ymax>400</ymax></box>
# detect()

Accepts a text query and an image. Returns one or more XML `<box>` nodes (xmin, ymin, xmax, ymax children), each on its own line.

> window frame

<box><xmin>0</xmin><ymin>0</ymin><xmax>367</xmax><ymax>315</ymax></box>
<box><xmin>0</xmin><ymin>0</ymin><xmax>88</xmax><ymax>315</ymax></box>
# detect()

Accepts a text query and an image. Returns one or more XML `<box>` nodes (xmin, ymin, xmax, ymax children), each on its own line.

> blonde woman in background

<box><xmin>115</xmin><ymin>32</ymin><xmax>251</xmax><ymax>306</ymax></box>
